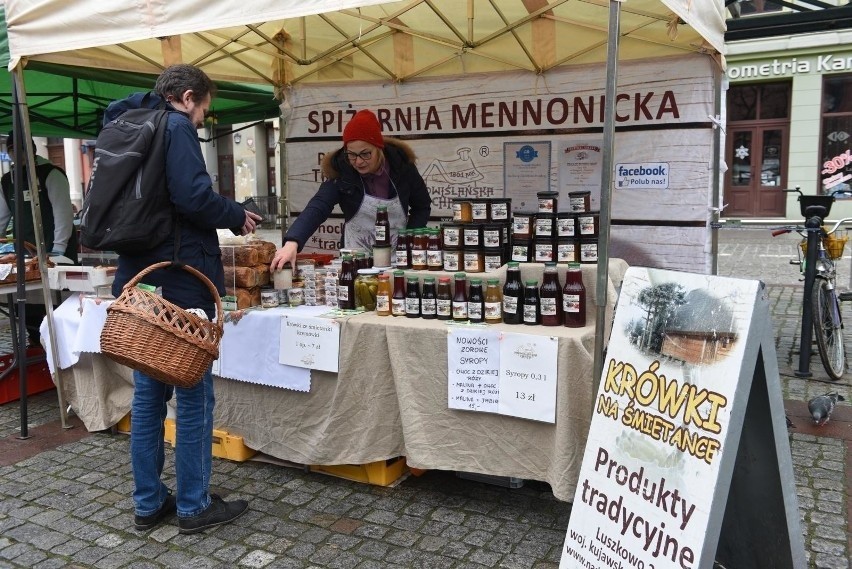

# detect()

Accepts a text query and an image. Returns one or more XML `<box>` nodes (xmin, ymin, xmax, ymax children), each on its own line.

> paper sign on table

<box><xmin>498</xmin><ymin>332</ymin><xmax>558</xmax><ymax>423</ymax></box>
<box><xmin>446</xmin><ymin>328</ymin><xmax>558</xmax><ymax>422</ymax></box>
<box><xmin>279</xmin><ymin>314</ymin><xmax>340</xmax><ymax>372</ymax></box>
<box><xmin>447</xmin><ymin>328</ymin><xmax>501</xmax><ymax>413</ymax></box>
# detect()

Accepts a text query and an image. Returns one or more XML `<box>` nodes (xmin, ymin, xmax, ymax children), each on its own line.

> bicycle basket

<box><xmin>798</xmin><ymin>194</ymin><xmax>834</xmax><ymax>218</ymax></box>
<box><xmin>800</xmin><ymin>234</ymin><xmax>848</xmax><ymax>260</ymax></box>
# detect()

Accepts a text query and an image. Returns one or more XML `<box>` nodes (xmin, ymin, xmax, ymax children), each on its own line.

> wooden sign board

<box><xmin>560</xmin><ymin>267</ymin><xmax>805</xmax><ymax>568</ymax></box>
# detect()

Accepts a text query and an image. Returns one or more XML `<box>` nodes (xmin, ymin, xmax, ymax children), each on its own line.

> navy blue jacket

<box><xmin>110</xmin><ymin>92</ymin><xmax>245</xmax><ymax>319</ymax></box>
<box><xmin>284</xmin><ymin>138</ymin><xmax>431</xmax><ymax>249</ymax></box>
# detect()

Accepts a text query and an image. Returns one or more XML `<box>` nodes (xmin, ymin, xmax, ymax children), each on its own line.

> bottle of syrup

<box><xmin>436</xmin><ymin>276</ymin><xmax>452</xmax><ymax>320</ymax></box>
<box><xmin>467</xmin><ymin>278</ymin><xmax>485</xmax><ymax>323</ymax></box>
<box><xmin>484</xmin><ymin>278</ymin><xmax>502</xmax><ymax>324</ymax></box>
<box><xmin>539</xmin><ymin>261</ymin><xmax>563</xmax><ymax>326</ymax></box>
<box><xmin>452</xmin><ymin>272</ymin><xmax>468</xmax><ymax>322</ymax></box>
<box><xmin>374</xmin><ymin>205</ymin><xmax>390</xmax><ymax>247</ymax></box>
<box><xmin>522</xmin><ymin>279</ymin><xmax>540</xmax><ymax>325</ymax></box>
<box><xmin>391</xmin><ymin>269</ymin><xmax>407</xmax><ymax>316</ymax></box>
<box><xmin>421</xmin><ymin>276</ymin><xmax>437</xmax><ymax>319</ymax></box>
<box><xmin>502</xmin><ymin>261</ymin><xmax>523</xmax><ymax>324</ymax></box>
<box><xmin>563</xmin><ymin>262</ymin><xmax>587</xmax><ymax>327</ymax></box>
<box><xmin>338</xmin><ymin>254</ymin><xmax>356</xmax><ymax>310</ymax></box>
<box><xmin>405</xmin><ymin>276</ymin><xmax>421</xmax><ymax>318</ymax></box>
<box><xmin>375</xmin><ymin>272</ymin><xmax>392</xmax><ymax>316</ymax></box>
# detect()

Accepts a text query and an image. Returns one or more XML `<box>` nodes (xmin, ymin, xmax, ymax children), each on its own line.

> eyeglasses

<box><xmin>345</xmin><ymin>149</ymin><xmax>373</xmax><ymax>163</ymax></box>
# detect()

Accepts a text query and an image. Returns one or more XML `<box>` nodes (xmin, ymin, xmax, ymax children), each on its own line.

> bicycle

<box><xmin>772</xmin><ymin>187</ymin><xmax>852</xmax><ymax>380</ymax></box>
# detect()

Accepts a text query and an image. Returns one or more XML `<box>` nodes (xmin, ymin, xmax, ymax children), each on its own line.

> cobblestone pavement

<box><xmin>0</xmin><ymin>228</ymin><xmax>848</xmax><ymax>568</ymax></box>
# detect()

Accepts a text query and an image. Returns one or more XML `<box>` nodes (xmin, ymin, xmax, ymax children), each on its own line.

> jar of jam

<box><xmin>489</xmin><ymin>198</ymin><xmax>511</xmax><ymax>222</ymax></box>
<box><xmin>579</xmin><ymin>237</ymin><xmax>599</xmax><ymax>264</ymax></box>
<box><xmin>452</xmin><ymin>199</ymin><xmax>472</xmax><ymax>223</ymax></box>
<box><xmin>533</xmin><ymin>238</ymin><xmax>555</xmax><ymax>263</ymax></box>
<box><xmin>482</xmin><ymin>224</ymin><xmax>502</xmax><ymax>249</ymax></box>
<box><xmin>535</xmin><ymin>213</ymin><xmax>556</xmax><ymax>239</ymax></box>
<box><xmin>556</xmin><ymin>212</ymin><xmax>576</xmax><ymax>238</ymax></box>
<box><xmin>442</xmin><ymin>223</ymin><xmax>462</xmax><ymax>249</ymax></box>
<box><xmin>411</xmin><ymin>228</ymin><xmax>428</xmax><ymax>270</ymax></box>
<box><xmin>463</xmin><ymin>224</ymin><xmax>483</xmax><ymax>248</ymax></box>
<box><xmin>568</xmin><ymin>190</ymin><xmax>591</xmax><ymax>213</ymax></box>
<box><xmin>470</xmin><ymin>199</ymin><xmax>489</xmax><ymax>222</ymax></box>
<box><xmin>483</xmin><ymin>247</ymin><xmax>503</xmax><ymax>272</ymax></box>
<box><xmin>577</xmin><ymin>211</ymin><xmax>600</xmax><ymax>237</ymax></box>
<box><xmin>443</xmin><ymin>249</ymin><xmax>462</xmax><ymax>272</ymax></box>
<box><xmin>537</xmin><ymin>191</ymin><xmax>558</xmax><ymax>214</ymax></box>
<box><xmin>511</xmin><ymin>239</ymin><xmax>531</xmax><ymax>263</ymax></box>
<box><xmin>556</xmin><ymin>238</ymin><xmax>578</xmax><ymax>264</ymax></box>
<box><xmin>463</xmin><ymin>248</ymin><xmax>485</xmax><ymax>273</ymax></box>
<box><xmin>427</xmin><ymin>228</ymin><xmax>443</xmax><ymax>271</ymax></box>
<box><xmin>512</xmin><ymin>211</ymin><xmax>535</xmax><ymax>241</ymax></box>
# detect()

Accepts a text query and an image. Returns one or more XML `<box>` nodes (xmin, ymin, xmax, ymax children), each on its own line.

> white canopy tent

<box><xmin>3</xmin><ymin>0</ymin><xmax>726</xmax><ymax>427</ymax></box>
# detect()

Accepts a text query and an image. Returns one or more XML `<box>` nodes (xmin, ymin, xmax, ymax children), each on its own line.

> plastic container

<box><xmin>463</xmin><ymin>224</ymin><xmax>483</xmax><ymax>248</ymax></box>
<box><xmin>452</xmin><ymin>199</ymin><xmax>473</xmax><ymax>222</ymax></box>
<box><xmin>470</xmin><ymin>199</ymin><xmax>489</xmax><ymax>222</ymax></box>
<box><xmin>556</xmin><ymin>238</ymin><xmax>579</xmax><ymax>263</ymax></box>
<box><xmin>442</xmin><ymin>223</ymin><xmax>462</xmax><ymax>249</ymax></box>
<box><xmin>482</xmin><ymin>224</ymin><xmax>502</xmax><ymax>249</ymax></box>
<box><xmin>533</xmin><ymin>238</ymin><xmax>555</xmax><ymax>263</ymax></box>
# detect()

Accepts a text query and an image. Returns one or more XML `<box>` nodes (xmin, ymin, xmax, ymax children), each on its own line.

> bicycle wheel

<box><xmin>811</xmin><ymin>276</ymin><xmax>846</xmax><ymax>380</ymax></box>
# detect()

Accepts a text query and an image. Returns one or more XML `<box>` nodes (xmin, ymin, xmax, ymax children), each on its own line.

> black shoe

<box><xmin>134</xmin><ymin>495</ymin><xmax>176</xmax><ymax>531</ymax></box>
<box><xmin>178</xmin><ymin>494</ymin><xmax>248</xmax><ymax>535</ymax></box>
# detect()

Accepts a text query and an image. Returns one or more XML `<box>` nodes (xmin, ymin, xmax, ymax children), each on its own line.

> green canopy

<box><xmin>0</xmin><ymin>7</ymin><xmax>280</xmax><ymax>138</ymax></box>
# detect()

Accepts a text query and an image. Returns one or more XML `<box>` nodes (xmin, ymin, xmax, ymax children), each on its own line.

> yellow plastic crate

<box><xmin>310</xmin><ymin>457</ymin><xmax>408</xmax><ymax>487</ymax></box>
<box><xmin>114</xmin><ymin>413</ymin><xmax>132</xmax><ymax>434</ymax></box>
<box><xmin>163</xmin><ymin>418</ymin><xmax>257</xmax><ymax>462</ymax></box>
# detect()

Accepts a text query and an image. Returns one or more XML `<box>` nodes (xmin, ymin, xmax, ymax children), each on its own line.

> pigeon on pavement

<box><xmin>807</xmin><ymin>392</ymin><xmax>845</xmax><ymax>426</ymax></box>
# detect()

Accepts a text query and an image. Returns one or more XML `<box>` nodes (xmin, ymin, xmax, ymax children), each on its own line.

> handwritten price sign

<box><xmin>279</xmin><ymin>314</ymin><xmax>340</xmax><ymax>372</ymax></box>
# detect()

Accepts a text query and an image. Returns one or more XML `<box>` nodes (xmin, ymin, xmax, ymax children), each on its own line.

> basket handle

<box><xmin>122</xmin><ymin>261</ymin><xmax>223</xmax><ymax>322</ymax></box>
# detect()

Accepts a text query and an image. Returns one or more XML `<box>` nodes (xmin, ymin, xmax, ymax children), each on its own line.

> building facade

<box><xmin>724</xmin><ymin>0</ymin><xmax>852</xmax><ymax>220</ymax></box>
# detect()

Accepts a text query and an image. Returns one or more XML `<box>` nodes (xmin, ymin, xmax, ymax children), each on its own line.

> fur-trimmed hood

<box><xmin>320</xmin><ymin>137</ymin><xmax>418</xmax><ymax>180</ymax></box>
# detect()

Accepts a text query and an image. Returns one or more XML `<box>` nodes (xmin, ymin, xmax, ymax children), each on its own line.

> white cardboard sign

<box><xmin>279</xmin><ymin>314</ymin><xmax>340</xmax><ymax>373</ymax></box>
<box><xmin>447</xmin><ymin>328</ymin><xmax>558</xmax><ymax>422</ymax></box>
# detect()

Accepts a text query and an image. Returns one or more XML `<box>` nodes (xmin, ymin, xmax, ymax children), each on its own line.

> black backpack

<box><xmin>79</xmin><ymin>104</ymin><xmax>172</xmax><ymax>253</ymax></box>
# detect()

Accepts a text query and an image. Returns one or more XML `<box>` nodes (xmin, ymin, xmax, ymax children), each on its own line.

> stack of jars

<box><xmin>510</xmin><ymin>190</ymin><xmax>600</xmax><ymax>264</ymax></box>
<box><xmin>439</xmin><ymin>197</ymin><xmax>512</xmax><ymax>273</ymax></box>
<box><xmin>369</xmin><ymin>262</ymin><xmax>586</xmax><ymax>328</ymax></box>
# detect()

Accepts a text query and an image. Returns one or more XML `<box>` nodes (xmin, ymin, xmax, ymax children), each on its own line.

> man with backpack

<box><xmin>0</xmin><ymin>133</ymin><xmax>78</xmax><ymax>345</ymax></box>
<box><xmin>105</xmin><ymin>64</ymin><xmax>261</xmax><ymax>534</ymax></box>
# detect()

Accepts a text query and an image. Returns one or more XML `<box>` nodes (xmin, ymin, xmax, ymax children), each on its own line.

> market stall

<box><xmin>47</xmin><ymin>260</ymin><xmax>626</xmax><ymax>501</ymax></box>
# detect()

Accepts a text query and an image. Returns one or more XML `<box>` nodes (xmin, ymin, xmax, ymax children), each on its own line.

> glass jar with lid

<box><xmin>355</xmin><ymin>268</ymin><xmax>381</xmax><ymax>311</ymax></box>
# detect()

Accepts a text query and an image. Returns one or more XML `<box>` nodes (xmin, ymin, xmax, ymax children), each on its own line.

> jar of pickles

<box><xmin>355</xmin><ymin>268</ymin><xmax>380</xmax><ymax>311</ymax></box>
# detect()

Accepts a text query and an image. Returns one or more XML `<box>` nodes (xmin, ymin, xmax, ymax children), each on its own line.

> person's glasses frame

<box><xmin>345</xmin><ymin>149</ymin><xmax>373</xmax><ymax>163</ymax></box>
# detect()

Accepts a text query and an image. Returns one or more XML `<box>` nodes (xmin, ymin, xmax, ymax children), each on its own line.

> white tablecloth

<box><xmin>42</xmin><ymin>295</ymin><xmax>320</xmax><ymax>391</ymax></box>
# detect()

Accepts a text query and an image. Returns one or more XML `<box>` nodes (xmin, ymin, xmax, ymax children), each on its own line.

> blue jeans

<box><xmin>131</xmin><ymin>368</ymin><xmax>214</xmax><ymax>518</ymax></box>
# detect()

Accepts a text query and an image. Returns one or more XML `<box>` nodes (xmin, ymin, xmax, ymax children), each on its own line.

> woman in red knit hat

<box><xmin>271</xmin><ymin>109</ymin><xmax>431</xmax><ymax>269</ymax></box>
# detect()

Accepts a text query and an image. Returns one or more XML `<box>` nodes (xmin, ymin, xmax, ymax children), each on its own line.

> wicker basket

<box><xmin>800</xmin><ymin>235</ymin><xmax>849</xmax><ymax>260</ymax></box>
<box><xmin>100</xmin><ymin>261</ymin><xmax>224</xmax><ymax>388</ymax></box>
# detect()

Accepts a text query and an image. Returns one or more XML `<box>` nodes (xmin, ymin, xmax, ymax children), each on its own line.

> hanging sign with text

<box><xmin>447</xmin><ymin>328</ymin><xmax>558</xmax><ymax>422</ymax></box>
<box><xmin>279</xmin><ymin>314</ymin><xmax>341</xmax><ymax>373</ymax></box>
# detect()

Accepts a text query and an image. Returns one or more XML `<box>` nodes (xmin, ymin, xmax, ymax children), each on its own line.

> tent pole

<box><xmin>591</xmin><ymin>0</ymin><xmax>622</xmax><ymax>399</ymax></box>
<box><xmin>10</xmin><ymin>62</ymin><xmax>71</xmax><ymax>430</ymax></box>
<box><xmin>710</xmin><ymin>65</ymin><xmax>723</xmax><ymax>275</ymax></box>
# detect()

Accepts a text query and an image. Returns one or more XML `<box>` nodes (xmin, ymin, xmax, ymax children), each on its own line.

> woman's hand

<box><xmin>270</xmin><ymin>240</ymin><xmax>299</xmax><ymax>271</ymax></box>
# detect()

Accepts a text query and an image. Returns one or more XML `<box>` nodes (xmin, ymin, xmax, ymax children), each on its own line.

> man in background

<box><xmin>0</xmin><ymin>133</ymin><xmax>78</xmax><ymax>344</ymax></box>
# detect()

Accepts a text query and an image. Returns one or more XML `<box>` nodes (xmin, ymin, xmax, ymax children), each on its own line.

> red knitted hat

<box><xmin>342</xmin><ymin>110</ymin><xmax>384</xmax><ymax>148</ymax></box>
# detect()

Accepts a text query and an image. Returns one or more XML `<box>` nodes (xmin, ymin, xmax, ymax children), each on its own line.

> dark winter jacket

<box><xmin>109</xmin><ymin>92</ymin><xmax>246</xmax><ymax>319</ymax></box>
<box><xmin>284</xmin><ymin>138</ymin><xmax>431</xmax><ymax>249</ymax></box>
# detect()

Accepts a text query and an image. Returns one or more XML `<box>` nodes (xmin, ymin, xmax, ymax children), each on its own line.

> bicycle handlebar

<box><xmin>771</xmin><ymin>228</ymin><xmax>791</xmax><ymax>237</ymax></box>
<box><xmin>823</xmin><ymin>217</ymin><xmax>852</xmax><ymax>236</ymax></box>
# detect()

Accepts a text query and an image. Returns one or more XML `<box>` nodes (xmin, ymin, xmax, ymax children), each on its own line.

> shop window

<box><xmin>728</xmin><ymin>81</ymin><xmax>790</xmax><ymax>122</ymax></box>
<box><xmin>820</xmin><ymin>74</ymin><xmax>852</xmax><ymax>195</ymax></box>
